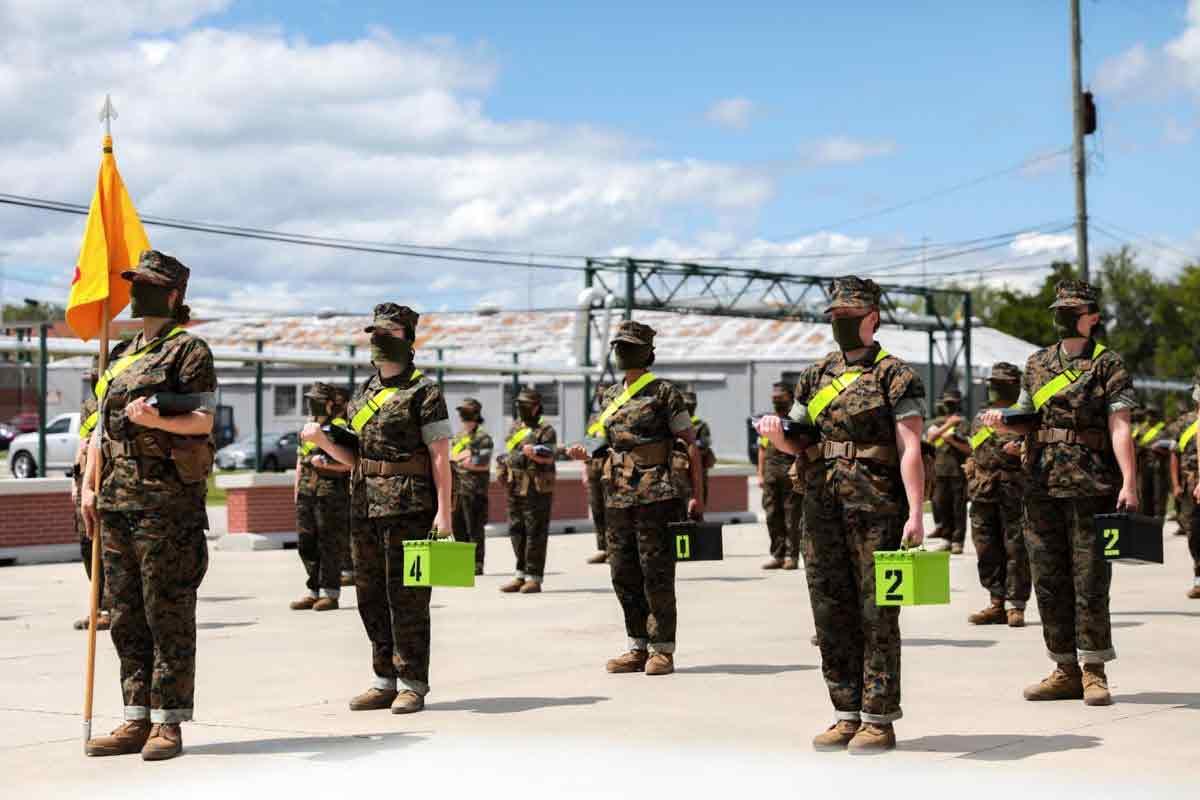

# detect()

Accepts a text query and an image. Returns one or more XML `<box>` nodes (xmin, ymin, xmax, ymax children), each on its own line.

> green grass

<box><xmin>206</xmin><ymin>469</ymin><xmax>255</xmax><ymax>506</ymax></box>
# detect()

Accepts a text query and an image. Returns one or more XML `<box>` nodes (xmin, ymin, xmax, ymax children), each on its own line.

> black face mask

<box><xmin>831</xmin><ymin>316</ymin><xmax>866</xmax><ymax>351</ymax></box>
<box><xmin>370</xmin><ymin>332</ymin><xmax>413</xmax><ymax>367</ymax></box>
<box><xmin>517</xmin><ymin>404</ymin><xmax>539</xmax><ymax>425</ymax></box>
<box><xmin>129</xmin><ymin>283</ymin><xmax>173</xmax><ymax>318</ymax></box>
<box><xmin>308</xmin><ymin>399</ymin><xmax>329</xmax><ymax>418</ymax></box>
<box><xmin>987</xmin><ymin>385</ymin><xmax>1020</xmax><ymax>406</ymax></box>
<box><xmin>773</xmin><ymin>399</ymin><xmax>792</xmax><ymax>415</ymax></box>
<box><xmin>1054</xmin><ymin>309</ymin><xmax>1083</xmax><ymax>339</ymax></box>
<box><xmin>613</xmin><ymin>342</ymin><xmax>652</xmax><ymax>370</ymax></box>
<box><xmin>943</xmin><ymin>401</ymin><xmax>960</xmax><ymax>414</ymax></box>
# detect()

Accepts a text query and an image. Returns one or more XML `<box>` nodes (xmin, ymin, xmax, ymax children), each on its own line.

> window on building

<box><xmin>502</xmin><ymin>381</ymin><xmax>560</xmax><ymax>417</ymax></box>
<box><xmin>274</xmin><ymin>385</ymin><xmax>298</xmax><ymax>416</ymax></box>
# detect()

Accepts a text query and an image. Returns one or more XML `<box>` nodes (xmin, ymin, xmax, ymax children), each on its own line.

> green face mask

<box><xmin>1054</xmin><ymin>309</ymin><xmax>1082</xmax><ymax>339</ymax></box>
<box><xmin>612</xmin><ymin>342</ymin><xmax>652</xmax><ymax>370</ymax></box>
<box><xmin>988</xmin><ymin>385</ymin><xmax>1019</xmax><ymax>406</ymax></box>
<box><xmin>129</xmin><ymin>283</ymin><xmax>173</xmax><ymax>319</ymax></box>
<box><xmin>831</xmin><ymin>316</ymin><xmax>866</xmax><ymax>351</ymax></box>
<box><xmin>370</xmin><ymin>333</ymin><xmax>413</xmax><ymax>367</ymax></box>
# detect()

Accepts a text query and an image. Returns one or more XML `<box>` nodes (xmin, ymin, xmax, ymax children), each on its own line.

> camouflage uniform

<box><xmin>1164</xmin><ymin>407</ymin><xmax>1199</xmax><ymax>579</ymax></box>
<box><xmin>585</xmin><ymin>408</ymin><xmax>609</xmax><ymax>551</ymax></box>
<box><xmin>295</xmin><ymin>383</ymin><xmax>350</xmax><ymax>600</ymax></box>
<box><xmin>333</xmin><ymin>388</ymin><xmax>354</xmax><ymax>580</ymax></box>
<box><xmin>930</xmin><ymin>390</ymin><xmax>969</xmax><ymax>546</ymax></box>
<box><xmin>1013</xmin><ymin>281</ymin><xmax>1136</xmax><ymax>666</ymax></box>
<box><xmin>77</xmin><ymin>389</ymin><xmax>109</xmax><ymax>613</ymax></box>
<box><xmin>500</xmin><ymin>390</ymin><xmax>556</xmax><ymax>583</ymax></box>
<box><xmin>348</xmin><ymin>304</ymin><xmax>452</xmax><ymax>697</ymax></box>
<box><xmin>451</xmin><ymin>399</ymin><xmax>493</xmax><ymax>573</ymax></box>
<box><xmin>1134</xmin><ymin>411</ymin><xmax>1169</xmax><ymax>519</ymax></box>
<box><xmin>602</xmin><ymin>321</ymin><xmax>693</xmax><ymax>655</ymax></box>
<box><xmin>965</xmin><ymin>364</ymin><xmax>1031</xmax><ymax>609</ymax></box>
<box><xmin>791</xmin><ymin>277</ymin><xmax>925</xmax><ymax>724</ymax></box>
<box><xmin>760</xmin><ymin>392</ymin><xmax>802</xmax><ymax>563</ymax></box>
<box><xmin>95</xmin><ymin>251</ymin><xmax>216</xmax><ymax>725</ymax></box>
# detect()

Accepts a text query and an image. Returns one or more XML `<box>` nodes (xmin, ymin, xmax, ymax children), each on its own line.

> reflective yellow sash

<box><xmin>969</xmin><ymin>427</ymin><xmax>995</xmax><ymax>450</ymax></box>
<box><xmin>1138</xmin><ymin>422</ymin><xmax>1165</xmax><ymax>447</ymax></box>
<box><xmin>758</xmin><ymin>435</ymin><xmax>769</xmax><ymax>448</ymax></box>
<box><xmin>806</xmin><ymin>349</ymin><xmax>889</xmax><ymax>423</ymax></box>
<box><xmin>301</xmin><ymin>417</ymin><xmax>348</xmax><ymax>456</ymax></box>
<box><xmin>1131</xmin><ymin>422</ymin><xmax>1145</xmax><ymax>440</ymax></box>
<box><xmin>451</xmin><ymin>432</ymin><xmax>472</xmax><ymax>456</ymax></box>
<box><xmin>1179</xmin><ymin>420</ymin><xmax>1199</xmax><ymax>452</ymax></box>
<box><xmin>350</xmin><ymin>371</ymin><xmax>423</xmax><ymax>433</ymax></box>
<box><xmin>1032</xmin><ymin>342</ymin><xmax>1107</xmax><ymax>410</ymax></box>
<box><xmin>81</xmin><ymin>326</ymin><xmax>188</xmax><ymax>438</ymax></box>
<box><xmin>587</xmin><ymin>372</ymin><xmax>658</xmax><ymax>437</ymax></box>
<box><xmin>506</xmin><ymin>418</ymin><xmax>543</xmax><ymax>452</ymax></box>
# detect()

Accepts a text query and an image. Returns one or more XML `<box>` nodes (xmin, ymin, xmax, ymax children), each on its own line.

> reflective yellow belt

<box><xmin>451</xmin><ymin>433</ymin><xmax>472</xmax><ymax>456</ymax></box>
<box><xmin>806</xmin><ymin>349</ymin><xmax>889</xmax><ymax>423</ymax></box>
<box><xmin>80</xmin><ymin>326</ymin><xmax>187</xmax><ymax>439</ymax></box>
<box><xmin>1032</xmin><ymin>342</ymin><xmax>1107</xmax><ymax>410</ymax></box>
<box><xmin>587</xmin><ymin>372</ymin><xmax>657</xmax><ymax>437</ymax></box>
<box><xmin>350</xmin><ymin>371</ymin><xmax>422</xmax><ymax>433</ymax></box>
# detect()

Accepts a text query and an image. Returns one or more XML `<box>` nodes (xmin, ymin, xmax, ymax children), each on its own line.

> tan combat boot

<box><xmin>1187</xmin><ymin>585</ymin><xmax>1200</xmax><ymax>600</ymax></box>
<box><xmin>349</xmin><ymin>687</ymin><xmax>398</xmax><ymax>711</ymax></box>
<box><xmin>812</xmin><ymin>720</ymin><xmax>860</xmax><ymax>751</ymax></box>
<box><xmin>85</xmin><ymin>720</ymin><xmax>151</xmax><ymax>757</ymax></box>
<box><xmin>1082</xmin><ymin>664</ymin><xmax>1113</xmax><ymax>706</ymax></box>
<box><xmin>847</xmin><ymin>723</ymin><xmax>896</xmax><ymax>755</ymax></box>
<box><xmin>340</xmin><ymin>572</ymin><xmax>355</xmax><ymax>587</ymax></box>
<box><xmin>1007</xmin><ymin>608</ymin><xmax>1026</xmax><ymax>627</ymax></box>
<box><xmin>587</xmin><ymin>552</ymin><xmax>608</xmax><ymax>564</ymax></box>
<box><xmin>74</xmin><ymin>610</ymin><xmax>112</xmax><ymax>630</ymax></box>
<box><xmin>519</xmin><ymin>580</ymin><xmax>542</xmax><ymax>594</ymax></box>
<box><xmin>782</xmin><ymin>558</ymin><xmax>799</xmax><ymax>570</ymax></box>
<box><xmin>950</xmin><ymin>542</ymin><xmax>964</xmax><ymax>555</ymax></box>
<box><xmin>1023</xmin><ymin>663</ymin><xmax>1083</xmax><ymax>701</ymax></box>
<box><xmin>313</xmin><ymin>597</ymin><xmax>339</xmax><ymax>611</ymax></box>
<box><xmin>391</xmin><ymin>690</ymin><xmax>425</xmax><ymax>715</ymax></box>
<box><xmin>141</xmin><ymin>723</ymin><xmax>182</xmax><ymax>761</ymax></box>
<box><xmin>761</xmin><ymin>557</ymin><xmax>784</xmax><ymax>570</ymax></box>
<box><xmin>645</xmin><ymin>653</ymin><xmax>674</xmax><ymax>676</ymax></box>
<box><xmin>499</xmin><ymin>578</ymin><xmax>525</xmax><ymax>593</ymax></box>
<box><xmin>968</xmin><ymin>598</ymin><xmax>1006</xmax><ymax>625</ymax></box>
<box><xmin>289</xmin><ymin>595</ymin><xmax>317</xmax><ymax>610</ymax></box>
<box><xmin>606</xmin><ymin>650</ymin><xmax>649</xmax><ymax>674</ymax></box>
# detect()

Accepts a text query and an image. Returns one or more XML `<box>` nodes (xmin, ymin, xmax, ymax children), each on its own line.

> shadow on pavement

<box><xmin>428</xmin><ymin>696</ymin><xmax>609</xmax><ymax>714</ymax></box>
<box><xmin>1111</xmin><ymin>691</ymin><xmax>1200</xmax><ymax>709</ymax></box>
<box><xmin>199</xmin><ymin>595</ymin><xmax>254</xmax><ymax>603</ymax></box>
<box><xmin>902</xmin><ymin>638</ymin><xmax>997</xmax><ymax>648</ymax></box>
<box><xmin>186</xmin><ymin>731</ymin><xmax>424</xmax><ymax>762</ymax></box>
<box><xmin>678</xmin><ymin>663</ymin><xmax>816</xmax><ymax>676</ymax></box>
<box><xmin>1110</xmin><ymin>621</ymin><xmax>1144</xmax><ymax>628</ymax></box>
<box><xmin>901</xmin><ymin>733</ymin><xmax>1102</xmax><ymax>760</ymax></box>
<box><xmin>1111</xmin><ymin>610</ymin><xmax>1200</xmax><ymax>618</ymax></box>
<box><xmin>678</xmin><ymin>576</ymin><xmax>766</xmax><ymax>583</ymax></box>
<box><xmin>198</xmin><ymin>621</ymin><xmax>258</xmax><ymax>630</ymax></box>
<box><xmin>543</xmin><ymin>588</ymin><xmax>613</xmax><ymax>595</ymax></box>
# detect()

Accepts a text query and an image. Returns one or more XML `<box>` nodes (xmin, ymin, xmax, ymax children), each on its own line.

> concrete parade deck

<box><xmin>0</xmin><ymin>518</ymin><xmax>1196</xmax><ymax>798</ymax></box>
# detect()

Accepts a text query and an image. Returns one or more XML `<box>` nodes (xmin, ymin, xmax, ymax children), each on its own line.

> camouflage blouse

<box><xmin>789</xmin><ymin>344</ymin><xmax>925</xmax><ymax>514</ymax></box>
<box><xmin>348</xmin><ymin>368</ymin><xmax>451</xmax><ymax>519</ymax></box>
<box><xmin>599</xmin><ymin>377</ymin><xmax>692</xmax><ymax>509</ymax></box>
<box><xmin>966</xmin><ymin>410</ymin><xmax>1023</xmax><ymax>502</ymax></box>
<box><xmin>1164</xmin><ymin>411</ymin><xmax>1199</xmax><ymax>486</ymax></box>
<box><xmin>297</xmin><ymin>420</ymin><xmax>350</xmax><ymax>499</ymax></box>
<box><xmin>502</xmin><ymin>419</ymin><xmax>557</xmax><ymax>497</ymax></box>
<box><xmin>1014</xmin><ymin>342</ymin><xmax>1136</xmax><ymax>499</ymax></box>
<box><xmin>760</xmin><ymin>438</ymin><xmax>795</xmax><ymax>481</ymax></box>
<box><xmin>96</xmin><ymin>329</ymin><xmax>216</xmax><ymax>519</ymax></box>
<box><xmin>929</xmin><ymin>415</ymin><xmax>969</xmax><ymax>478</ymax></box>
<box><xmin>451</xmin><ymin>426</ymin><xmax>494</xmax><ymax>499</ymax></box>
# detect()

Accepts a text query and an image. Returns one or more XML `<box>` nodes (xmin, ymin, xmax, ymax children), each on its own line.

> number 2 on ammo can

<box><xmin>675</xmin><ymin>534</ymin><xmax>691</xmax><ymax>560</ymax></box>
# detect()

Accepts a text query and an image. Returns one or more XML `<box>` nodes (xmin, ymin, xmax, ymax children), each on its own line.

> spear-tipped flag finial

<box><xmin>99</xmin><ymin>94</ymin><xmax>117</xmax><ymax>135</ymax></box>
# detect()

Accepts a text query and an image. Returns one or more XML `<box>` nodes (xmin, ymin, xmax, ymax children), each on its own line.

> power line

<box><xmin>1089</xmin><ymin>217</ymin><xmax>1197</xmax><ymax>263</ymax></box>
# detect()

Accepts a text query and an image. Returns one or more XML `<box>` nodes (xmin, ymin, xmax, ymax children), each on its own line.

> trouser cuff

<box><xmin>399</xmin><ymin>678</ymin><xmax>430</xmax><ymax>696</ymax></box>
<box><xmin>1193</xmin><ymin>576</ymin><xmax>1200</xmax><ymax>586</ymax></box>
<box><xmin>372</xmin><ymin>676</ymin><xmax>398</xmax><ymax>691</ymax></box>
<box><xmin>319</xmin><ymin>588</ymin><xmax>340</xmax><ymax>599</ymax></box>
<box><xmin>124</xmin><ymin>706</ymin><xmax>149</xmax><ymax>721</ymax></box>
<box><xmin>628</xmin><ymin>637</ymin><xmax>648</xmax><ymax>651</ymax></box>
<box><xmin>525</xmin><ymin>575</ymin><xmax>543</xmax><ymax>584</ymax></box>
<box><xmin>1048</xmin><ymin>649</ymin><xmax>1078</xmax><ymax>664</ymax></box>
<box><xmin>649</xmin><ymin>642</ymin><xmax>675</xmax><ymax>655</ymax></box>
<box><xmin>1078</xmin><ymin>647</ymin><xmax>1116</xmax><ymax>664</ymax></box>
<box><xmin>514</xmin><ymin>571</ymin><xmax>526</xmax><ymax>580</ymax></box>
<box><xmin>1009</xmin><ymin>600</ymin><xmax>1026</xmax><ymax>610</ymax></box>
<box><xmin>835</xmin><ymin>710</ymin><xmax>862</xmax><ymax>722</ymax></box>
<box><xmin>305</xmin><ymin>590</ymin><xmax>319</xmax><ymax>599</ymax></box>
<box><xmin>150</xmin><ymin>708</ymin><xmax>193</xmax><ymax>723</ymax></box>
<box><xmin>861</xmin><ymin>709</ymin><xmax>902</xmax><ymax>724</ymax></box>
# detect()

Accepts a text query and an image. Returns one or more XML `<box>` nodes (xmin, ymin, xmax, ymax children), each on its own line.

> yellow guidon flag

<box><xmin>65</xmin><ymin>134</ymin><xmax>150</xmax><ymax>341</ymax></box>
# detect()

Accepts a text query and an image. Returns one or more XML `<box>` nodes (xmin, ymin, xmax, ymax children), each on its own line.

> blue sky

<box><xmin>0</xmin><ymin>0</ymin><xmax>1197</xmax><ymax>314</ymax></box>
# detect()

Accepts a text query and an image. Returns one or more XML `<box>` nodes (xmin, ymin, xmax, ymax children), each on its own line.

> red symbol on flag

<box><xmin>71</xmin><ymin>266</ymin><xmax>82</xmax><ymax>285</ymax></box>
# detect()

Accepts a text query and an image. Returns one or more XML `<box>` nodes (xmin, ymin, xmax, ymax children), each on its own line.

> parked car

<box><xmin>8</xmin><ymin>412</ymin><xmax>39</xmax><ymax>434</ymax></box>
<box><xmin>215</xmin><ymin>431</ymin><xmax>298</xmax><ymax>472</ymax></box>
<box><xmin>7</xmin><ymin>413</ymin><xmax>80</xmax><ymax>479</ymax></box>
<box><xmin>0</xmin><ymin>421</ymin><xmax>16</xmax><ymax>450</ymax></box>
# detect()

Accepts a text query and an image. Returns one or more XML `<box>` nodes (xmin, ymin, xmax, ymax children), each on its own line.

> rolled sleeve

<box><xmin>1013</xmin><ymin>388</ymin><xmax>1036</xmax><ymax>414</ymax></box>
<box><xmin>669</xmin><ymin>411</ymin><xmax>693</xmax><ymax>434</ymax></box>
<box><xmin>893</xmin><ymin>397</ymin><xmax>925</xmax><ymax>421</ymax></box>
<box><xmin>421</xmin><ymin>419</ymin><xmax>452</xmax><ymax>444</ymax></box>
<box><xmin>787</xmin><ymin>399</ymin><xmax>808</xmax><ymax>423</ymax></box>
<box><xmin>1108</xmin><ymin>389</ymin><xmax>1138</xmax><ymax>416</ymax></box>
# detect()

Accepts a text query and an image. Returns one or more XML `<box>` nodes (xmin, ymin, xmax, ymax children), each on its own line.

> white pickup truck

<box><xmin>7</xmin><ymin>412</ymin><xmax>82</xmax><ymax>479</ymax></box>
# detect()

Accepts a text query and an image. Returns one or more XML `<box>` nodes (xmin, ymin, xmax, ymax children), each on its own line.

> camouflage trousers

<box><xmin>1137</xmin><ymin>453</ymin><xmax>1169</xmax><ymax>519</ymax></box>
<box><xmin>587</xmin><ymin>471</ymin><xmax>607</xmax><ymax>551</ymax></box>
<box><xmin>101</xmin><ymin>509</ymin><xmax>208</xmax><ymax>723</ymax></box>
<box><xmin>452</xmin><ymin>490</ymin><xmax>488</xmax><ymax>571</ymax></box>
<box><xmin>77</xmin><ymin>506</ymin><xmax>109</xmax><ymax>610</ymax></box>
<box><xmin>508</xmin><ymin>490</ymin><xmax>552</xmax><ymax>581</ymax></box>
<box><xmin>1187</xmin><ymin>496</ymin><xmax>1200</xmax><ymax>578</ymax></box>
<box><xmin>762</xmin><ymin>473</ymin><xmax>801</xmax><ymax>560</ymax></box>
<box><xmin>352</xmin><ymin>512</ymin><xmax>434</xmax><ymax>695</ymax></box>
<box><xmin>1025</xmin><ymin>494</ymin><xmax>1115</xmax><ymax>664</ymax></box>
<box><xmin>339</xmin><ymin>510</ymin><xmax>353</xmax><ymax>577</ymax></box>
<box><xmin>932</xmin><ymin>476</ymin><xmax>967</xmax><ymax>544</ymax></box>
<box><xmin>803</xmin><ymin>489</ymin><xmax>903</xmax><ymax>723</ymax></box>
<box><xmin>1178</xmin><ymin>491</ymin><xmax>1194</xmax><ymax>538</ymax></box>
<box><xmin>969</xmin><ymin>498</ymin><xmax>1031</xmax><ymax>607</ymax></box>
<box><xmin>296</xmin><ymin>493</ymin><xmax>347</xmax><ymax>598</ymax></box>
<box><xmin>606</xmin><ymin>500</ymin><xmax>678</xmax><ymax>654</ymax></box>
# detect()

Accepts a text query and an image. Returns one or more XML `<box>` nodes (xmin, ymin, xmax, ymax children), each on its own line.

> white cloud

<box><xmin>1009</xmin><ymin>231</ymin><xmax>1075</xmax><ymax>257</ymax></box>
<box><xmin>704</xmin><ymin>98</ymin><xmax>756</xmax><ymax>131</ymax></box>
<box><xmin>801</xmin><ymin>136</ymin><xmax>896</xmax><ymax>166</ymax></box>
<box><xmin>1095</xmin><ymin>43</ymin><xmax>1153</xmax><ymax>95</ymax></box>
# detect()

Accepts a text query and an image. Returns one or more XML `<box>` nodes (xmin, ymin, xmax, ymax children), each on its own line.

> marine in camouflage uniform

<box><xmin>303</xmin><ymin>303</ymin><xmax>454</xmax><ymax>715</ymax></box>
<box><xmin>568</xmin><ymin>320</ymin><xmax>700</xmax><ymax>677</ymax></box>
<box><xmin>82</xmin><ymin>251</ymin><xmax>217</xmax><ymax>760</ymax></box>
<box><xmin>758</xmin><ymin>382</ymin><xmax>802</xmax><ymax>570</ymax></box>
<box><xmin>583</xmin><ymin>384</ymin><xmax>613</xmax><ymax>564</ymax></box>
<box><xmin>927</xmin><ymin>388</ymin><xmax>970</xmax><ymax>553</ymax></box>
<box><xmin>333</xmin><ymin>386</ymin><xmax>355</xmax><ymax>586</ymax></box>
<box><xmin>762</xmin><ymin>276</ymin><xmax>927</xmax><ymax>754</ymax></box>
<box><xmin>988</xmin><ymin>280</ymin><xmax>1138</xmax><ymax>707</ymax></box>
<box><xmin>290</xmin><ymin>382</ymin><xmax>351</xmax><ymax>612</ymax></box>
<box><xmin>450</xmin><ymin>397</ymin><xmax>493</xmax><ymax>575</ymax></box>
<box><xmin>964</xmin><ymin>362</ymin><xmax>1030</xmax><ymax>627</ymax></box>
<box><xmin>1133</xmin><ymin>407</ymin><xmax>1169</xmax><ymax>520</ymax></box>
<box><xmin>497</xmin><ymin>388</ymin><xmax>557</xmax><ymax>593</ymax></box>
<box><xmin>74</xmin><ymin>364</ymin><xmax>111</xmax><ymax>631</ymax></box>
<box><xmin>1164</xmin><ymin>375</ymin><xmax>1200</xmax><ymax>599</ymax></box>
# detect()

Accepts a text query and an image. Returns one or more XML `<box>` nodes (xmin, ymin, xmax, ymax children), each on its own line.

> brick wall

<box><xmin>225</xmin><ymin>484</ymin><xmax>296</xmax><ymax>535</ymax></box>
<box><xmin>0</xmin><ymin>481</ymin><xmax>76</xmax><ymax>549</ymax></box>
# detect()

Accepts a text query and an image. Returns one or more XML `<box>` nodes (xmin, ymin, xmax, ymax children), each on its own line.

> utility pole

<box><xmin>1070</xmin><ymin>0</ymin><xmax>1090</xmax><ymax>281</ymax></box>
